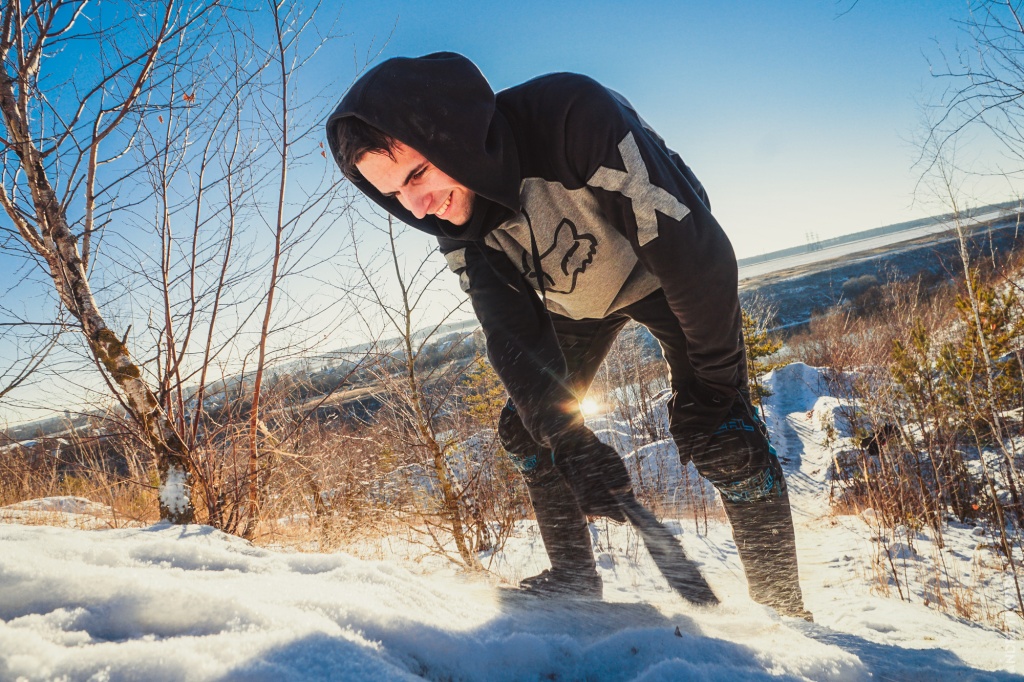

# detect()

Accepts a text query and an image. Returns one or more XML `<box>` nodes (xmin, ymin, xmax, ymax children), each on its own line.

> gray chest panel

<box><xmin>484</xmin><ymin>178</ymin><xmax>657</xmax><ymax>319</ymax></box>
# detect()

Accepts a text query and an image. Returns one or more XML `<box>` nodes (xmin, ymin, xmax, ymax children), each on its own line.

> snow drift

<box><xmin>1</xmin><ymin>363</ymin><xmax>1021</xmax><ymax>681</ymax></box>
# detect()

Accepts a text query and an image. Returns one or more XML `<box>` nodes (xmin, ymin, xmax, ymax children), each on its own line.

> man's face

<box><xmin>356</xmin><ymin>141</ymin><xmax>475</xmax><ymax>226</ymax></box>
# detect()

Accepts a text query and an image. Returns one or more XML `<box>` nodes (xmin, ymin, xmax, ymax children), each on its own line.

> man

<box><xmin>326</xmin><ymin>52</ymin><xmax>808</xmax><ymax>617</ymax></box>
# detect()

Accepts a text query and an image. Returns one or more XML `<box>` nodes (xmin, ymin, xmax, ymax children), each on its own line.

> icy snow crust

<box><xmin>0</xmin><ymin>496</ymin><xmax>117</xmax><ymax>530</ymax></box>
<box><xmin>2</xmin><ymin>363</ymin><xmax>1023</xmax><ymax>681</ymax></box>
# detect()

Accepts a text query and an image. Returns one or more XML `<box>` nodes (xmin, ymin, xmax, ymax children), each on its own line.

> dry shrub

<box><xmin>787</xmin><ymin>254</ymin><xmax>1024</xmax><ymax>627</ymax></box>
<box><xmin>0</xmin><ymin>416</ymin><xmax>158</xmax><ymax>527</ymax></box>
<box><xmin>231</xmin><ymin>353</ymin><xmax>534</xmax><ymax>566</ymax></box>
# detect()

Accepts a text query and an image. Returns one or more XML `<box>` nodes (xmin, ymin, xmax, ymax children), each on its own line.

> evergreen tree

<box><xmin>742</xmin><ymin>308</ymin><xmax>784</xmax><ymax>408</ymax></box>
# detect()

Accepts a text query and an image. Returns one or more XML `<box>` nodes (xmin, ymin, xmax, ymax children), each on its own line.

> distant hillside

<box><xmin>739</xmin><ymin>214</ymin><xmax>1024</xmax><ymax>331</ymax></box>
<box><xmin>737</xmin><ymin>200</ymin><xmax>1021</xmax><ymax>267</ymax></box>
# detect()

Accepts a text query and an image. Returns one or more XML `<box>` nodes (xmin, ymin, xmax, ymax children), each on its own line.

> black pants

<box><xmin>497</xmin><ymin>289</ymin><xmax>807</xmax><ymax>615</ymax></box>
<box><xmin>498</xmin><ymin>288</ymin><xmax>755</xmax><ymax>487</ymax></box>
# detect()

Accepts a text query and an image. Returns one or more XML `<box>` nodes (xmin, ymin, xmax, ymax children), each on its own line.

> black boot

<box><xmin>518</xmin><ymin>567</ymin><xmax>602</xmax><ymax>598</ymax></box>
<box><xmin>685</xmin><ymin>397</ymin><xmax>811</xmax><ymax>619</ymax></box>
<box><xmin>520</xmin><ymin>464</ymin><xmax>602</xmax><ymax>599</ymax></box>
<box><xmin>722</xmin><ymin>488</ymin><xmax>811</xmax><ymax>620</ymax></box>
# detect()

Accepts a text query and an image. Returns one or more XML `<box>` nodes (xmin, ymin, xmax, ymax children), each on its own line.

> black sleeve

<box><xmin>565</xmin><ymin>80</ymin><xmax>744</xmax><ymax>429</ymax></box>
<box><xmin>437</xmin><ymin>235</ymin><xmax>583</xmax><ymax>446</ymax></box>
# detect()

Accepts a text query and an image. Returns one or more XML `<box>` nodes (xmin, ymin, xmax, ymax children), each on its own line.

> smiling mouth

<box><xmin>435</xmin><ymin>192</ymin><xmax>452</xmax><ymax>218</ymax></box>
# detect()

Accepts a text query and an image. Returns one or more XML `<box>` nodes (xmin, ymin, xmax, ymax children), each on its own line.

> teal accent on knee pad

<box><xmin>717</xmin><ymin>466</ymin><xmax>784</xmax><ymax>504</ymax></box>
<box><xmin>508</xmin><ymin>452</ymin><xmax>538</xmax><ymax>473</ymax></box>
<box><xmin>509</xmin><ymin>449</ymin><xmax>556</xmax><ymax>475</ymax></box>
<box><xmin>714</xmin><ymin>405</ymin><xmax>778</xmax><ymax>457</ymax></box>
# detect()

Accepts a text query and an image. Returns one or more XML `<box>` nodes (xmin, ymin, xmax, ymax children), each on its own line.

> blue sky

<box><xmin>332</xmin><ymin>0</ymin><xmax>1005</xmax><ymax>258</ymax></box>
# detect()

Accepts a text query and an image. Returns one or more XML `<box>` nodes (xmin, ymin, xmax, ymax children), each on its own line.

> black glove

<box><xmin>671</xmin><ymin>379</ymin><xmax>733</xmax><ymax>435</ymax></box>
<box><xmin>672</xmin><ymin>380</ymin><xmax>735</xmax><ymax>466</ymax></box>
<box><xmin>500</xmin><ymin>398</ymin><xmax>632</xmax><ymax>521</ymax></box>
<box><xmin>551</xmin><ymin>427</ymin><xmax>631</xmax><ymax>522</ymax></box>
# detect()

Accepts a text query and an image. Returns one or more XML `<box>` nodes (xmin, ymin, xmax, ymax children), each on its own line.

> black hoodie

<box><xmin>327</xmin><ymin>52</ymin><xmax>743</xmax><ymax>445</ymax></box>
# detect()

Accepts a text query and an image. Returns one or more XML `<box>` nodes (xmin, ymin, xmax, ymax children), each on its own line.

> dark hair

<box><xmin>332</xmin><ymin>117</ymin><xmax>397</xmax><ymax>181</ymax></box>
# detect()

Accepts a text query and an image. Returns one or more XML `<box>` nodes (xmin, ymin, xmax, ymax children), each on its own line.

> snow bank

<box><xmin>0</xmin><ymin>521</ymin><xmax>868</xmax><ymax>682</ymax></box>
<box><xmin>0</xmin><ymin>496</ymin><xmax>117</xmax><ymax>530</ymax></box>
<box><xmin>2</xmin><ymin>362</ymin><xmax>1023</xmax><ymax>680</ymax></box>
<box><xmin>1</xmin><ymin>515</ymin><xmax>1019</xmax><ymax>681</ymax></box>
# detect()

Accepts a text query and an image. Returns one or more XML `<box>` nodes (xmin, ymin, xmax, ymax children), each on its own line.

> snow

<box><xmin>159</xmin><ymin>465</ymin><xmax>190</xmax><ymax>518</ymax></box>
<box><xmin>0</xmin><ymin>496</ymin><xmax>117</xmax><ymax>530</ymax></box>
<box><xmin>2</xmin><ymin>364</ymin><xmax>1024</xmax><ymax>681</ymax></box>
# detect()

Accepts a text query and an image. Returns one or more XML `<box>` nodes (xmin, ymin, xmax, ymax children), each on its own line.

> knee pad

<box><xmin>498</xmin><ymin>398</ymin><xmax>549</xmax><ymax>476</ymax></box>
<box><xmin>690</xmin><ymin>415</ymin><xmax>787</xmax><ymax>503</ymax></box>
<box><xmin>715</xmin><ymin>462</ymin><xmax>786</xmax><ymax>503</ymax></box>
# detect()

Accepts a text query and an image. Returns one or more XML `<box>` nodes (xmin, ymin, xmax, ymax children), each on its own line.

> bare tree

<box><xmin>0</xmin><ymin>0</ymin><xmax>229</xmax><ymax>522</ymax></box>
<box><xmin>235</xmin><ymin>0</ymin><xmax>358</xmax><ymax>538</ymax></box>
<box><xmin>0</xmin><ymin>0</ymin><xmax>356</xmax><ymax>527</ymax></box>
<box><xmin>922</xmin><ymin>0</ymin><xmax>1024</xmax><ymax>196</ymax></box>
<box><xmin>118</xmin><ymin>0</ymin><xmax>357</xmax><ymax>536</ymax></box>
<box><xmin>911</xmin><ymin>5</ymin><xmax>1024</xmax><ymax>615</ymax></box>
<box><xmin>346</xmin><ymin>214</ymin><xmax>484</xmax><ymax>569</ymax></box>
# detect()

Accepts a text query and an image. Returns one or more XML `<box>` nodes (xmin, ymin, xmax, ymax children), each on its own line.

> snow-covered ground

<box><xmin>0</xmin><ymin>497</ymin><xmax>118</xmax><ymax>531</ymax></box>
<box><xmin>2</xmin><ymin>364</ymin><xmax>1023</xmax><ymax>681</ymax></box>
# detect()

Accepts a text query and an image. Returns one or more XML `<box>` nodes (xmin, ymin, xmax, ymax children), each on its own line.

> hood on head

<box><xmin>326</xmin><ymin>52</ymin><xmax>521</xmax><ymax>240</ymax></box>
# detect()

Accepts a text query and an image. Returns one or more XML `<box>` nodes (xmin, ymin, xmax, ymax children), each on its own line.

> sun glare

<box><xmin>580</xmin><ymin>398</ymin><xmax>601</xmax><ymax>416</ymax></box>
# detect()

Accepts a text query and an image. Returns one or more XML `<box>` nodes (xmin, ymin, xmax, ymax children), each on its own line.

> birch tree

<box><xmin>0</xmin><ymin>0</ymin><xmax>226</xmax><ymax>522</ymax></box>
<box><xmin>0</xmin><ymin>0</ymin><xmax>355</xmax><ymax>526</ymax></box>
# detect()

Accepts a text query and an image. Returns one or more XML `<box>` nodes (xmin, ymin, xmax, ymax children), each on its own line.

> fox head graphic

<box><xmin>522</xmin><ymin>218</ymin><xmax>597</xmax><ymax>294</ymax></box>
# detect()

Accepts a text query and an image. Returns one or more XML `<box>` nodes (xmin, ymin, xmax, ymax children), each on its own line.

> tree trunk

<box><xmin>0</xmin><ymin>62</ymin><xmax>195</xmax><ymax>524</ymax></box>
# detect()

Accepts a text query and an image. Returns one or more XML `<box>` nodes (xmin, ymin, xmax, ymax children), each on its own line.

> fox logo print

<box><xmin>482</xmin><ymin>177</ymin><xmax>660</xmax><ymax>320</ymax></box>
<box><xmin>520</xmin><ymin>218</ymin><xmax>597</xmax><ymax>294</ymax></box>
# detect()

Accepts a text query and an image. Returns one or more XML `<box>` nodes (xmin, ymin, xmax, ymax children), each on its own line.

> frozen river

<box><xmin>738</xmin><ymin>208</ymin><xmax>1013</xmax><ymax>281</ymax></box>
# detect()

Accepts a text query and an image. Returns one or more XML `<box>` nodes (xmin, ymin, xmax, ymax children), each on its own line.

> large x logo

<box><xmin>587</xmin><ymin>132</ymin><xmax>690</xmax><ymax>246</ymax></box>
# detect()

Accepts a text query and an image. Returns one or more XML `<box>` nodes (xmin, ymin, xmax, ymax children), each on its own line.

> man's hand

<box><xmin>552</xmin><ymin>427</ymin><xmax>631</xmax><ymax>522</ymax></box>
